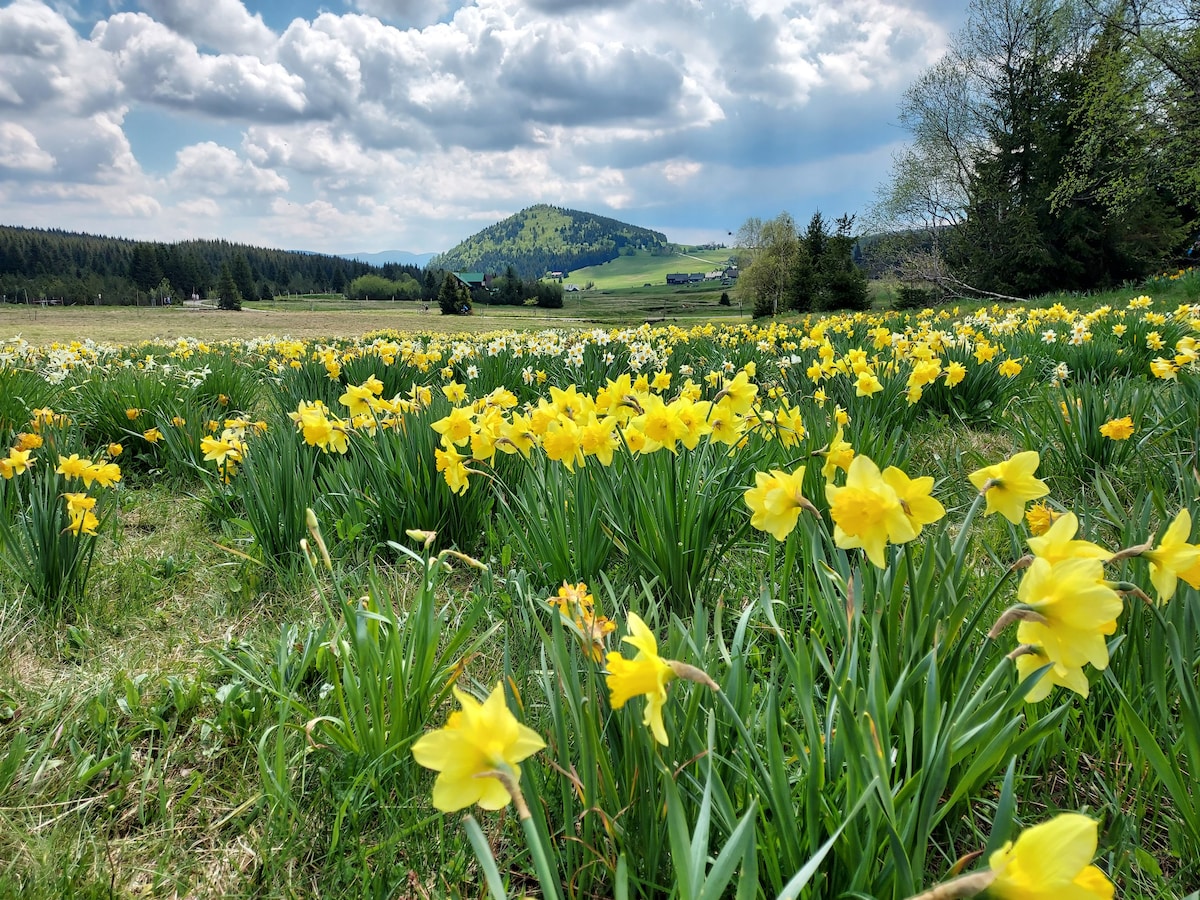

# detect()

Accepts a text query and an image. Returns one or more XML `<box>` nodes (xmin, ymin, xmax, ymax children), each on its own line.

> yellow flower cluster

<box><xmin>991</xmin><ymin>493</ymin><xmax>1200</xmax><ymax>701</ymax></box>
<box><xmin>0</xmin><ymin>411</ymin><xmax>122</xmax><ymax>538</ymax></box>
<box><xmin>425</xmin><ymin>369</ymin><xmax>770</xmax><ymax>493</ymax></box>
<box><xmin>742</xmin><ymin>429</ymin><xmax>945</xmax><ymax>568</ymax></box>
<box><xmin>546</xmin><ymin>581</ymin><xmax>616</xmax><ymax>662</ymax></box>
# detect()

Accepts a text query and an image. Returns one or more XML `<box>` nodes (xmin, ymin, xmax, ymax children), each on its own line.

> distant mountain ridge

<box><xmin>341</xmin><ymin>250</ymin><xmax>437</xmax><ymax>267</ymax></box>
<box><xmin>429</xmin><ymin>204</ymin><xmax>669</xmax><ymax>279</ymax></box>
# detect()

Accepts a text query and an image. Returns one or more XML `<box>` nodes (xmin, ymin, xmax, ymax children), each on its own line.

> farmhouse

<box><xmin>451</xmin><ymin>272</ymin><xmax>488</xmax><ymax>290</ymax></box>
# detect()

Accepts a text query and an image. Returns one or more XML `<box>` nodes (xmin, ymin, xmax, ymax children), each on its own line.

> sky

<box><xmin>0</xmin><ymin>0</ymin><xmax>969</xmax><ymax>255</ymax></box>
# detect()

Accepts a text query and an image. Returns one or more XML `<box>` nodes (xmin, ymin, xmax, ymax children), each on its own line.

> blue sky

<box><xmin>0</xmin><ymin>0</ymin><xmax>967</xmax><ymax>254</ymax></box>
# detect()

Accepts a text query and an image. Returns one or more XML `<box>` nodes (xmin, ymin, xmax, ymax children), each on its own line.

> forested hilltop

<box><xmin>0</xmin><ymin>226</ymin><xmax>421</xmax><ymax>305</ymax></box>
<box><xmin>430</xmin><ymin>205</ymin><xmax>669</xmax><ymax>279</ymax></box>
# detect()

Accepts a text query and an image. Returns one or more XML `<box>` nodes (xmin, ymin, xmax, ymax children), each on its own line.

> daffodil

<box><xmin>56</xmin><ymin>454</ymin><xmax>89</xmax><ymax>480</ymax></box>
<box><xmin>410</xmin><ymin>684</ymin><xmax>546</xmax><ymax>812</ymax></box>
<box><xmin>339</xmin><ymin>382</ymin><xmax>377</xmax><ymax>417</ymax></box>
<box><xmin>988</xmin><ymin>813</ymin><xmax>1113</xmax><ymax>899</ymax></box>
<box><xmin>83</xmin><ymin>461</ymin><xmax>122</xmax><ymax>489</ymax></box>
<box><xmin>969</xmin><ymin>451</ymin><xmax>1050</xmax><ymax>524</ymax></box>
<box><xmin>605</xmin><ymin>612</ymin><xmax>677</xmax><ymax>746</ymax></box>
<box><xmin>1027</xmin><ymin>512</ymin><xmax>1110</xmax><ymax>564</ymax></box>
<box><xmin>1098</xmin><ymin>416</ymin><xmax>1134</xmax><ymax>440</ymax></box>
<box><xmin>827</xmin><ymin>455</ymin><xmax>918</xmax><ymax>568</ymax></box>
<box><xmin>3</xmin><ymin>448</ymin><xmax>34</xmax><ymax>477</ymax></box>
<box><xmin>1015</xmin><ymin>650</ymin><xmax>1090</xmax><ymax>703</ymax></box>
<box><xmin>1141</xmin><ymin>508</ymin><xmax>1200</xmax><ymax>602</ymax></box>
<box><xmin>431</xmin><ymin>406</ymin><xmax>475</xmax><ymax>447</ymax></box>
<box><xmin>435</xmin><ymin>445</ymin><xmax>471</xmax><ymax>494</ymax></box>
<box><xmin>1025</xmin><ymin>502</ymin><xmax>1060</xmax><ymax>536</ymax></box>
<box><xmin>65</xmin><ymin>507</ymin><xmax>100</xmax><ymax>537</ymax></box>
<box><xmin>820</xmin><ymin>423</ymin><xmax>854</xmax><ymax>481</ymax></box>
<box><xmin>1015</xmin><ymin>557</ymin><xmax>1122</xmax><ymax>680</ymax></box>
<box><xmin>881</xmin><ymin>465</ymin><xmax>945</xmax><ymax>538</ymax></box>
<box><xmin>744</xmin><ymin>465</ymin><xmax>811</xmax><ymax>541</ymax></box>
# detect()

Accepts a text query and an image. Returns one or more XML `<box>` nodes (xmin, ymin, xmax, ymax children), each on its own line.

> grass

<box><xmin>567</xmin><ymin>248</ymin><xmax>734</xmax><ymax>290</ymax></box>
<box><xmin>1</xmin><ymin>288</ymin><xmax>749</xmax><ymax>346</ymax></box>
<box><xmin>1</xmin><ymin>269</ymin><xmax>1198</xmax><ymax>898</ymax></box>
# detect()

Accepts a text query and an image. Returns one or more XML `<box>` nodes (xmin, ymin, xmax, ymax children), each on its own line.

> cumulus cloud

<box><xmin>0</xmin><ymin>122</ymin><xmax>55</xmax><ymax>172</ymax></box>
<box><xmin>93</xmin><ymin>13</ymin><xmax>308</xmax><ymax>120</ymax></box>
<box><xmin>0</xmin><ymin>0</ymin><xmax>120</xmax><ymax>113</ymax></box>
<box><xmin>345</xmin><ymin>0</ymin><xmax>454</xmax><ymax>27</ymax></box>
<box><xmin>0</xmin><ymin>0</ymin><xmax>964</xmax><ymax>253</ymax></box>
<box><xmin>521</xmin><ymin>0</ymin><xmax>633</xmax><ymax>12</ymax></box>
<box><xmin>137</xmin><ymin>0</ymin><xmax>276</xmax><ymax>54</ymax></box>
<box><xmin>170</xmin><ymin>141</ymin><xmax>289</xmax><ymax>195</ymax></box>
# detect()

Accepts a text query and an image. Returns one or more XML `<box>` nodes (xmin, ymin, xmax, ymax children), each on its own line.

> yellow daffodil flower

<box><xmin>410</xmin><ymin>684</ymin><xmax>546</xmax><ymax>812</ymax></box>
<box><xmin>56</xmin><ymin>454</ymin><xmax>89</xmax><ymax>480</ymax></box>
<box><xmin>1026</xmin><ymin>512</ymin><xmax>1110</xmax><ymax>564</ymax></box>
<box><xmin>65</xmin><ymin>507</ymin><xmax>100</xmax><ymax>537</ymax></box>
<box><xmin>969</xmin><ymin>451</ymin><xmax>1050</xmax><ymax>524</ymax></box>
<box><xmin>3</xmin><ymin>448</ymin><xmax>34</xmax><ymax>477</ymax></box>
<box><xmin>1098</xmin><ymin>416</ymin><xmax>1135</xmax><ymax>440</ymax></box>
<box><xmin>881</xmin><ymin>465</ymin><xmax>945</xmax><ymax>539</ymax></box>
<box><xmin>1025</xmin><ymin>502</ymin><xmax>1060</xmax><ymax>536</ymax></box>
<box><xmin>744</xmin><ymin>465</ymin><xmax>811</xmax><ymax>541</ymax></box>
<box><xmin>820</xmin><ymin>423</ymin><xmax>855</xmax><ymax>481</ymax></box>
<box><xmin>988</xmin><ymin>813</ymin><xmax>1113</xmax><ymax>899</ymax></box>
<box><xmin>1142</xmin><ymin>509</ymin><xmax>1200</xmax><ymax>602</ymax></box>
<box><xmin>605</xmin><ymin>612</ymin><xmax>677</xmax><ymax>746</ymax></box>
<box><xmin>827</xmin><ymin>455</ymin><xmax>918</xmax><ymax>568</ymax></box>
<box><xmin>1015</xmin><ymin>649</ymin><xmax>1090</xmax><ymax>702</ymax></box>
<box><xmin>1015</xmin><ymin>557</ymin><xmax>1122</xmax><ymax>680</ymax></box>
<box><xmin>431</xmin><ymin>406</ymin><xmax>475</xmax><ymax>447</ymax></box>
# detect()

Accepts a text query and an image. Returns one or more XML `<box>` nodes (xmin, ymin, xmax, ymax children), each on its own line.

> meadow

<box><xmin>1</xmin><ymin>267</ymin><xmax>1199</xmax><ymax>900</ymax></box>
<box><xmin>566</xmin><ymin>249</ymin><xmax>733</xmax><ymax>290</ymax></box>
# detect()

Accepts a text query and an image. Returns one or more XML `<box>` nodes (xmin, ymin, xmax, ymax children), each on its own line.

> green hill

<box><xmin>429</xmin><ymin>205</ymin><xmax>669</xmax><ymax>279</ymax></box>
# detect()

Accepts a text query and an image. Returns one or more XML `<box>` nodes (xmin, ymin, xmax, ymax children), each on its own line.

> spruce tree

<box><xmin>217</xmin><ymin>263</ymin><xmax>242</xmax><ymax>311</ymax></box>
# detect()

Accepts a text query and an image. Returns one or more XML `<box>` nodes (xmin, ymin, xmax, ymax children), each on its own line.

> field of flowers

<box><xmin>1</xmin><ymin>269</ymin><xmax>1199</xmax><ymax>899</ymax></box>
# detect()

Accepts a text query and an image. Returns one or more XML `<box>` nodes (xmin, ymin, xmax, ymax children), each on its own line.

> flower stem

<box><xmin>486</xmin><ymin>768</ymin><xmax>562</xmax><ymax>900</ymax></box>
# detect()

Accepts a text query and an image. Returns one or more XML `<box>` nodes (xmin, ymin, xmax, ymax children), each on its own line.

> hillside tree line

<box><xmin>0</xmin><ymin>226</ymin><xmax>419</xmax><ymax>306</ymax></box>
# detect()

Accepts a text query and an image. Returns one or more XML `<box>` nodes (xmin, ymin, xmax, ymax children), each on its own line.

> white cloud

<box><xmin>345</xmin><ymin>0</ymin><xmax>454</xmax><ymax>27</ymax></box>
<box><xmin>93</xmin><ymin>13</ymin><xmax>308</xmax><ymax>120</ymax></box>
<box><xmin>0</xmin><ymin>122</ymin><xmax>55</xmax><ymax>172</ymax></box>
<box><xmin>0</xmin><ymin>0</ymin><xmax>964</xmax><ymax>253</ymax></box>
<box><xmin>170</xmin><ymin>141</ymin><xmax>289</xmax><ymax>195</ymax></box>
<box><xmin>0</xmin><ymin>0</ymin><xmax>120</xmax><ymax>114</ymax></box>
<box><xmin>137</xmin><ymin>0</ymin><xmax>277</xmax><ymax>54</ymax></box>
<box><xmin>176</xmin><ymin>197</ymin><xmax>221</xmax><ymax>218</ymax></box>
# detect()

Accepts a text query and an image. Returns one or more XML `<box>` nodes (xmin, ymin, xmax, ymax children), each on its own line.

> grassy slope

<box><xmin>567</xmin><ymin>248</ymin><xmax>734</xmax><ymax>289</ymax></box>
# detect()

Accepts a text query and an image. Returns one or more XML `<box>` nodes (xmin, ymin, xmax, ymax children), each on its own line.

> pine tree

<box><xmin>438</xmin><ymin>274</ymin><xmax>471</xmax><ymax>315</ymax></box>
<box><xmin>231</xmin><ymin>252</ymin><xmax>256</xmax><ymax>304</ymax></box>
<box><xmin>217</xmin><ymin>263</ymin><xmax>242</xmax><ymax>311</ymax></box>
